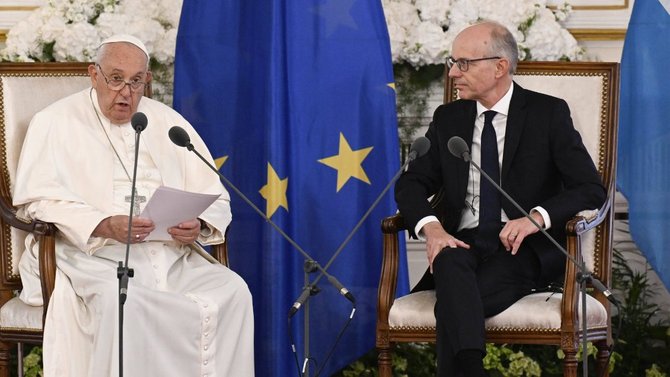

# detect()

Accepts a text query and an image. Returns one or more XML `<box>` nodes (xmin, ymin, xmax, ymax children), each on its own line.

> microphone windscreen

<box><xmin>447</xmin><ymin>136</ymin><xmax>470</xmax><ymax>160</ymax></box>
<box><xmin>410</xmin><ymin>136</ymin><xmax>431</xmax><ymax>158</ymax></box>
<box><xmin>168</xmin><ymin>126</ymin><xmax>191</xmax><ymax>148</ymax></box>
<box><xmin>131</xmin><ymin>112</ymin><xmax>148</xmax><ymax>132</ymax></box>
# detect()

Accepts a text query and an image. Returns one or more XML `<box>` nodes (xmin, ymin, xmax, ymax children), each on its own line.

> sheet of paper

<box><xmin>139</xmin><ymin>186</ymin><xmax>220</xmax><ymax>241</ymax></box>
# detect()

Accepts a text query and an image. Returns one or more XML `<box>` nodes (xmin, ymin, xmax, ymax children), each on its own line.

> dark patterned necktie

<box><xmin>478</xmin><ymin>110</ymin><xmax>501</xmax><ymax>251</ymax></box>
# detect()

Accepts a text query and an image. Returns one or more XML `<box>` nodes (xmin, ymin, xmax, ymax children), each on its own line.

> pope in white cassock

<box><xmin>12</xmin><ymin>35</ymin><xmax>255</xmax><ymax>377</ymax></box>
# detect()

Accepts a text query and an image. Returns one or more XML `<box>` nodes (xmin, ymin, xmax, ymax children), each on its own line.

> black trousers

<box><xmin>414</xmin><ymin>228</ymin><xmax>541</xmax><ymax>377</ymax></box>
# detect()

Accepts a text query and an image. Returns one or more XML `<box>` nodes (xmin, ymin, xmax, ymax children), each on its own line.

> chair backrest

<box><xmin>0</xmin><ymin>63</ymin><xmax>92</xmax><ymax>290</ymax></box>
<box><xmin>444</xmin><ymin>61</ymin><xmax>619</xmax><ymax>283</ymax></box>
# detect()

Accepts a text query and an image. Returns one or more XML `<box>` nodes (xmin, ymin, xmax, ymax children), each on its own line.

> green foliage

<box><xmin>393</xmin><ymin>63</ymin><xmax>444</xmax><ymax>143</ymax></box>
<box><xmin>23</xmin><ymin>346</ymin><xmax>43</xmax><ymax>377</ymax></box>
<box><xmin>334</xmin><ymin>343</ymin><xmax>436</xmax><ymax>377</ymax></box>
<box><xmin>336</xmin><ymin>343</ymin><xmax>546</xmax><ymax>377</ymax></box>
<box><xmin>610</xmin><ymin>243</ymin><xmax>670</xmax><ymax>377</ymax></box>
<box><xmin>483</xmin><ymin>343</ymin><xmax>541</xmax><ymax>377</ymax></box>
<box><xmin>646</xmin><ymin>364</ymin><xmax>667</xmax><ymax>377</ymax></box>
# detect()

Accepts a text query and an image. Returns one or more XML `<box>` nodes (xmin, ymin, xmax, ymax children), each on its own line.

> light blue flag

<box><xmin>618</xmin><ymin>0</ymin><xmax>670</xmax><ymax>290</ymax></box>
<box><xmin>173</xmin><ymin>1</ymin><xmax>409</xmax><ymax>375</ymax></box>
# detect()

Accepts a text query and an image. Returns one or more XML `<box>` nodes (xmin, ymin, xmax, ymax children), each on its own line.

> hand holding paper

<box><xmin>139</xmin><ymin>186</ymin><xmax>220</xmax><ymax>241</ymax></box>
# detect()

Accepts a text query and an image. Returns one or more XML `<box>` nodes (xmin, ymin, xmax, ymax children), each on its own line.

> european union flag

<box><xmin>619</xmin><ymin>0</ymin><xmax>670</xmax><ymax>290</ymax></box>
<box><xmin>173</xmin><ymin>1</ymin><xmax>408</xmax><ymax>375</ymax></box>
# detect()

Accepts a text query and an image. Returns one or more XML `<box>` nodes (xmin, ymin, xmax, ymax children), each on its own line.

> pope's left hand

<box><xmin>168</xmin><ymin>218</ymin><xmax>201</xmax><ymax>245</ymax></box>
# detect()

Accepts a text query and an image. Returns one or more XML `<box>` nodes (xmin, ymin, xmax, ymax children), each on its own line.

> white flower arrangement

<box><xmin>1</xmin><ymin>0</ymin><xmax>183</xmax><ymax>104</ymax></box>
<box><xmin>382</xmin><ymin>0</ymin><xmax>583</xmax><ymax>67</ymax></box>
<box><xmin>2</xmin><ymin>0</ymin><xmax>581</xmax><ymax>107</ymax></box>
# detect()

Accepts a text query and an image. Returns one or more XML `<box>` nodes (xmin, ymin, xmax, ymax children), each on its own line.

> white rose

<box><xmin>402</xmin><ymin>21</ymin><xmax>449</xmax><ymax>66</ymax></box>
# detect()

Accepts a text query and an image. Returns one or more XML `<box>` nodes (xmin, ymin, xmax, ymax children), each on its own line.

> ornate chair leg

<box><xmin>377</xmin><ymin>344</ymin><xmax>393</xmax><ymax>377</ymax></box>
<box><xmin>562</xmin><ymin>349</ymin><xmax>578</xmax><ymax>377</ymax></box>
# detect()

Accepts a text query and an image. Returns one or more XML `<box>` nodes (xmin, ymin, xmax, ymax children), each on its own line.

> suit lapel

<box><xmin>501</xmin><ymin>82</ymin><xmax>528</xmax><ymax>182</ymax></box>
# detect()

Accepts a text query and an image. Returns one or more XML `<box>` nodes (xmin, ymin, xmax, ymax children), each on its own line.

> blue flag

<box><xmin>618</xmin><ymin>0</ymin><xmax>670</xmax><ymax>290</ymax></box>
<box><xmin>173</xmin><ymin>1</ymin><xmax>408</xmax><ymax>375</ymax></box>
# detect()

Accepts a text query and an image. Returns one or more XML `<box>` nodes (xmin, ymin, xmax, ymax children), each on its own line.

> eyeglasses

<box><xmin>95</xmin><ymin>64</ymin><xmax>147</xmax><ymax>92</ymax></box>
<box><xmin>446</xmin><ymin>56</ymin><xmax>500</xmax><ymax>72</ymax></box>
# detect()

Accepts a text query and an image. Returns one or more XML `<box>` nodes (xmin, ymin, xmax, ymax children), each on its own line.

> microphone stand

<box><xmin>295</xmin><ymin>137</ymin><xmax>430</xmax><ymax>377</ymax></box>
<box><xmin>302</xmin><ymin>140</ymin><xmax>426</xmax><ymax>303</ymax></box>
<box><xmin>453</xmin><ymin>141</ymin><xmax>619</xmax><ymax>377</ymax></box>
<box><xmin>168</xmin><ymin>128</ymin><xmax>356</xmax><ymax>375</ymax></box>
<box><xmin>117</xmin><ymin>129</ymin><xmax>141</xmax><ymax>377</ymax></box>
<box><xmin>118</xmin><ymin>113</ymin><xmax>147</xmax><ymax>377</ymax></box>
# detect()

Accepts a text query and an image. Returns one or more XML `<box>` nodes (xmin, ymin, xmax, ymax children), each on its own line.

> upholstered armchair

<box><xmin>0</xmin><ymin>62</ymin><xmax>229</xmax><ymax>377</ymax></box>
<box><xmin>376</xmin><ymin>62</ymin><xmax>619</xmax><ymax>377</ymax></box>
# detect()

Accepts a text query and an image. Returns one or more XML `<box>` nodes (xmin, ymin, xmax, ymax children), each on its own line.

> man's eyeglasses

<box><xmin>446</xmin><ymin>56</ymin><xmax>500</xmax><ymax>72</ymax></box>
<box><xmin>95</xmin><ymin>64</ymin><xmax>147</xmax><ymax>92</ymax></box>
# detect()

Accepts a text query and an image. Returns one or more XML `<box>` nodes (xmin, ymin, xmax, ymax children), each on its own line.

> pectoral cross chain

<box><xmin>125</xmin><ymin>192</ymin><xmax>147</xmax><ymax>216</ymax></box>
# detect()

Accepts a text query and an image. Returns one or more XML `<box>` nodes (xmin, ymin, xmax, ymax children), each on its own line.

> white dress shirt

<box><xmin>415</xmin><ymin>83</ymin><xmax>551</xmax><ymax>237</ymax></box>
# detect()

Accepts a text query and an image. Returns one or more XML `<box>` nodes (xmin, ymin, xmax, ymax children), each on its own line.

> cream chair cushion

<box><xmin>389</xmin><ymin>289</ymin><xmax>608</xmax><ymax>330</ymax></box>
<box><xmin>0</xmin><ymin>297</ymin><xmax>42</xmax><ymax>331</ymax></box>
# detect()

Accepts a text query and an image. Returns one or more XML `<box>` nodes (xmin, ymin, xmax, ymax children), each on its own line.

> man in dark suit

<box><xmin>394</xmin><ymin>21</ymin><xmax>606</xmax><ymax>377</ymax></box>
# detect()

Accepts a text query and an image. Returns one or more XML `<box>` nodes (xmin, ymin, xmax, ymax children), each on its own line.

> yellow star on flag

<box><xmin>318</xmin><ymin>132</ymin><xmax>373</xmax><ymax>192</ymax></box>
<box><xmin>214</xmin><ymin>156</ymin><xmax>229</xmax><ymax>170</ymax></box>
<box><xmin>259</xmin><ymin>162</ymin><xmax>289</xmax><ymax>218</ymax></box>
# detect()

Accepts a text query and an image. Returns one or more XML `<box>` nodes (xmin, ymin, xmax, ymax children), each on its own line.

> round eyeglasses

<box><xmin>446</xmin><ymin>56</ymin><xmax>500</xmax><ymax>72</ymax></box>
<box><xmin>96</xmin><ymin>64</ymin><xmax>147</xmax><ymax>92</ymax></box>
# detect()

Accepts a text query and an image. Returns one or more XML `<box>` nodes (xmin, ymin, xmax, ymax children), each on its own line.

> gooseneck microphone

<box><xmin>447</xmin><ymin>135</ymin><xmax>471</xmax><ymax>162</ymax></box>
<box><xmin>293</xmin><ymin>136</ymin><xmax>432</xmax><ymax>314</ymax></box>
<box><xmin>168</xmin><ymin>126</ymin><xmax>354</xmax><ymax>316</ymax></box>
<box><xmin>118</xmin><ymin>111</ymin><xmax>148</xmax><ymax>377</ymax></box>
<box><xmin>447</xmin><ymin>136</ymin><xmax>619</xmax><ymax>305</ymax></box>
<box><xmin>131</xmin><ymin>112</ymin><xmax>148</xmax><ymax>132</ymax></box>
<box><xmin>168</xmin><ymin>126</ymin><xmax>192</xmax><ymax>149</ymax></box>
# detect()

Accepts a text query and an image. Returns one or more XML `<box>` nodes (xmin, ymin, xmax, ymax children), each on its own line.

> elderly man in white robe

<box><xmin>12</xmin><ymin>35</ymin><xmax>254</xmax><ymax>377</ymax></box>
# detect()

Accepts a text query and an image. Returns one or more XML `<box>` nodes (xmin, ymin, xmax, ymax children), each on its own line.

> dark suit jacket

<box><xmin>395</xmin><ymin>82</ymin><xmax>607</xmax><ymax>282</ymax></box>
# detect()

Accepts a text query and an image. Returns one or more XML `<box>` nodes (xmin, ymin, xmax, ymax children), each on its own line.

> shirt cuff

<box><xmin>530</xmin><ymin>206</ymin><xmax>551</xmax><ymax>230</ymax></box>
<box><xmin>199</xmin><ymin>219</ymin><xmax>214</xmax><ymax>237</ymax></box>
<box><xmin>415</xmin><ymin>215</ymin><xmax>440</xmax><ymax>240</ymax></box>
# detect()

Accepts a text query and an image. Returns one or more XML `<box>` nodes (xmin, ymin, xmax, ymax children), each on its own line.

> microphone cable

<box><xmin>313</xmin><ymin>306</ymin><xmax>356</xmax><ymax>377</ymax></box>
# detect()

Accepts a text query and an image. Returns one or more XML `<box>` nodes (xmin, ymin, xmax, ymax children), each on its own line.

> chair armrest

<box><xmin>38</xmin><ymin>232</ymin><xmax>57</xmax><ymax>323</ymax></box>
<box><xmin>560</xmin><ymin>180</ymin><xmax>615</xmax><ymax>333</ymax></box>
<box><xmin>212</xmin><ymin>243</ymin><xmax>229</xmax><ymax>267</ymax></box>
<box><xmin>212</xmin><ymin>226</ymin><xmax>230</xmax><ymax>267</ymax></box>
<box><xmin>566</xmin><ymin>178</ymin><xmax>615</xmax><ymax>237</ymax></box>
<box><xmin>377</xmin><ymin>214</ymin><xmax>407</xmax><ymax>327</ymax></box>
<box><xmin>0</xmin><ymin>199</ymin><xmax>55</xmax><ymax>236</ymax></box>
<box><xmin>381</xmin><ymin>213</ymin><xmax>406</xmax><ymax>234</ymax></box>
<box><xmin>0</xmin><ymin>196</ymin><xmax>58</xmax><ymax>324</ymax></box>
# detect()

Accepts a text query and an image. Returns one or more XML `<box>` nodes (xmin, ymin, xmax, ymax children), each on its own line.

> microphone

<box><xmin>408</xmin><ymin>136</ymin><xmax>431</xmax><ymax>161</ymax></box>
<box><xmin>167</xmin><ymin>126</ymin><xmax>355</xmax><ymax>317</ymax></box>
<box><xmin>292</xmin><ymin>136</ymin><xmax>432</xmax><ymax>313</ymax></box>
<box><xmin>447</xmin><ymin>135</ymin><xmax>470</xmax><ymax>162</ymax></box>
<box><xmin>131</xmin><ymin>112</ymin><xmax>148</xmax><ymax>132</ymax></box>
<box><xmin>447</xmin><ymin>136</ymin><xmax>620</xmax><ymax>306</ymax></box>
<box><xmin>168</xmin><ymin>126</ymin><xmax>192</xmax><ymax>149</ymax></box>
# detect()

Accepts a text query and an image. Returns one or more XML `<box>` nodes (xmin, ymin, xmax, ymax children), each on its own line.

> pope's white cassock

<box><xmin>13</xmin><ymin>88</ymin><xmax>254</xmax><ymax>377</ymax></box>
